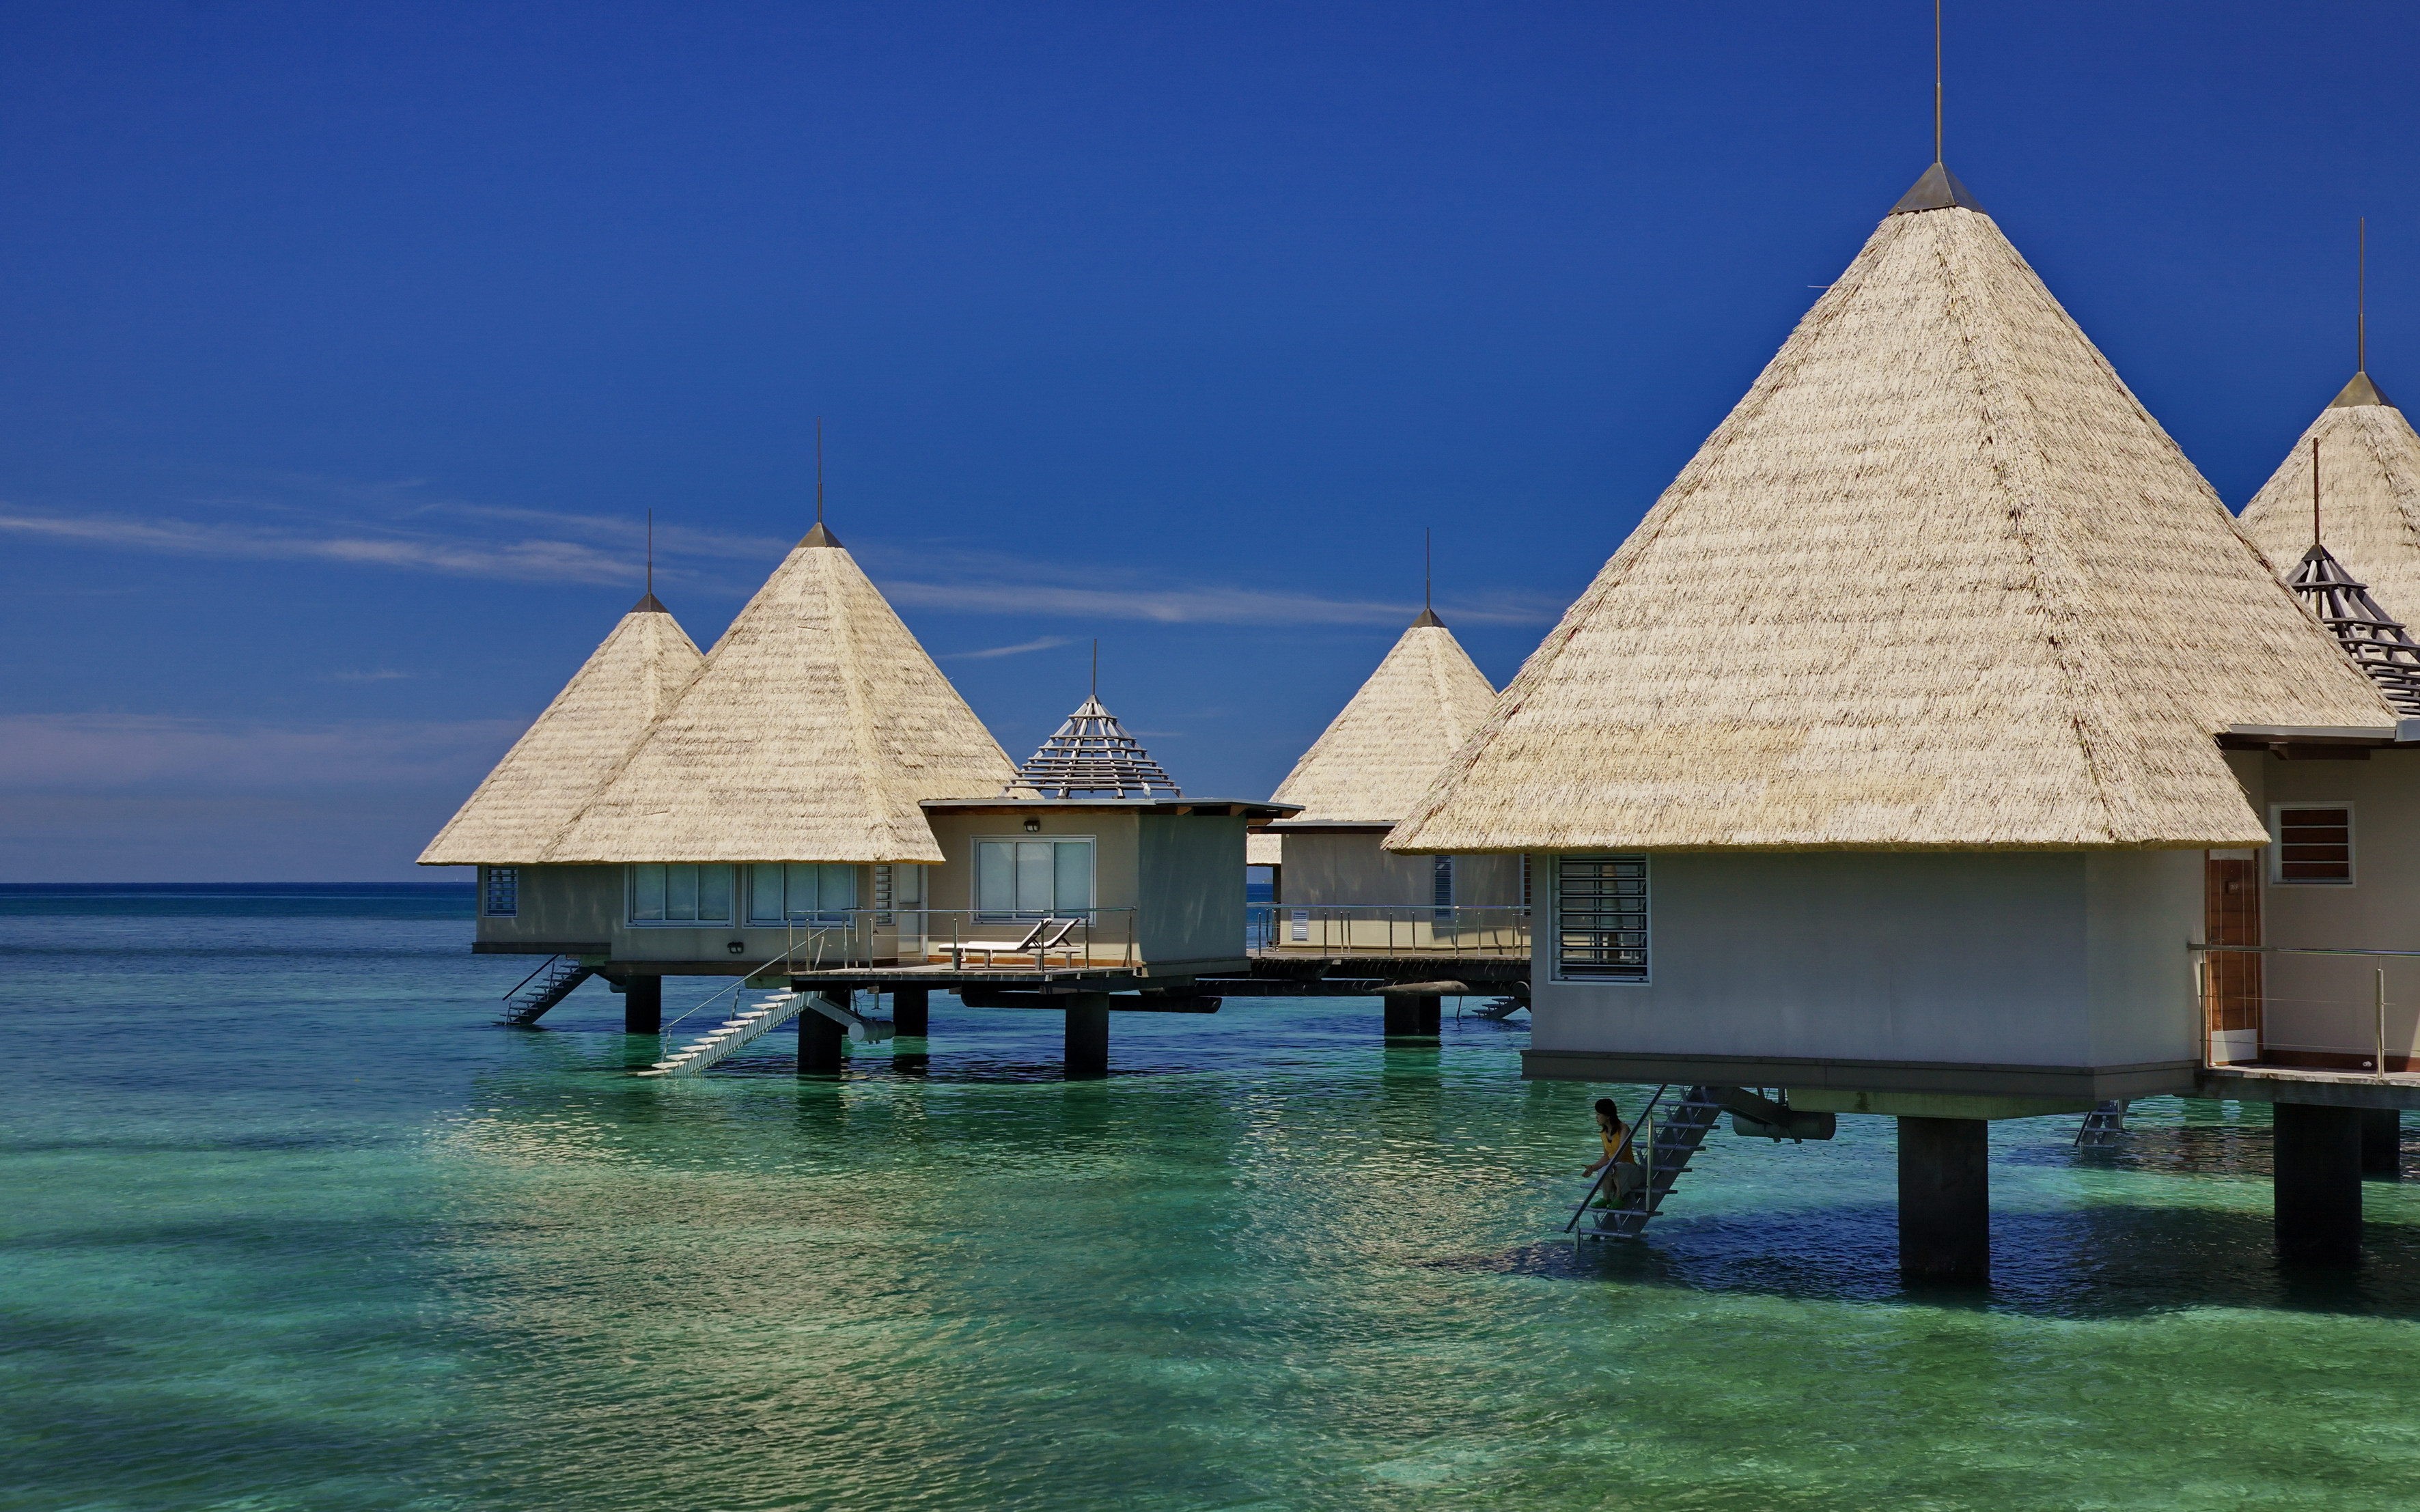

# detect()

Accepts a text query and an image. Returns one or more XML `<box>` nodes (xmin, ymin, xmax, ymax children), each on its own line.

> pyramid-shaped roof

<box><xmin>2240</xmin><ymin>373</ymin><xmax>2420</xmax><ymax>625</ymax></box>
<box><xmin>1391</xmin><ymin>167</ymin><xmax>2396</xmax><ymax>855</ymax></box>
<box><xmin>1010</xmin><ymin>695</ymin><xmax>1181</xmax><ymax>797</ymax></box>
<box><xmin>544</xmin><ymin>528</ymin><xmax>1016</xmax><ymax>864</ymax></box>
<box><xmin>2281</xmin><ymin>543</ymin><xmax>2420</xmax><ymax>716</ymax></box>
<box><xmin>420</xmin><ymin>593</ymin><xmax>704</xmax><ymax>865</ymax></box>
<box><xmin>1272</xmin><ymin>612</ymin><xmax>1497</xmax><ymax>825</ymax></box>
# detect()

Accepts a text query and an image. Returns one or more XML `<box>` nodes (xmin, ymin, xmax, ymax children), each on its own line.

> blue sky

<box><xmin>3</xmin><ymin>1</ymin><xmax>2416</xmax><ymax>880</ymax></box>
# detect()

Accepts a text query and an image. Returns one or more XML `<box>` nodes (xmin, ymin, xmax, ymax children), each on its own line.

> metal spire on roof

<box><xmin>1889</xmin><ymin>3</ymin><xmax>1986</xmax><ymax>216</ymax></box>
<box><xmin>2286</xmin><ymin>544</ymin><xmax>2420</xmax><ymax>716</ymax></box>
<box><xmin>1008</xmin><ymin>658</ymin><xmax>1183</xmax><ymax>798</ymax></box>
<box><xmin>1411</xmin><ymin>527</ymin><xmax>1444</xmax><ymax>628</ymax></box>
<box><xmin>800</xmin><ymin>414</ymin><xmax>844</xmax><ymax>548</ymax></box>
<box><xmin>2331</xmin><ymin>221</ymin><xmax>2395</xmax><ymax>408</ymax></box>
<box><xmin>632</xmin><ymin>508</ymin><xmax>668</xmax><ymax>613</ymax></box>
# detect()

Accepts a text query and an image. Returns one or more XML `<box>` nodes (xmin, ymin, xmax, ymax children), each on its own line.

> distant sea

<box><xmin>8</xmin><ymin>884</ymin><xmax>2420</xmax><ymax>1509</ymax></box>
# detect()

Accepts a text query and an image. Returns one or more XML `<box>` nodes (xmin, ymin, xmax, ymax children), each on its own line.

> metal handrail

<box><xmin>2190</xmin><ymin>942</ymin><xmax>2420</xmax><ymax>958</ymax></box>
<box><xmin>1563</xmin><ymin>1083</ymin><xmax>1669</xmax><ymax>1235</ymax></box>
<box><xmin>501</xmin><ymin>953</ymin><xmax>573</xmax><ymax>1002</ymax></box>
<box><xmin>656</xmin><ymin>932</ymin><xmax>844</xmax><ymax>1036</ymax></box>
<box><xmin>1249</xmin><ymin>903</ymin><xmax>1531</xmax><ymax>955</ymax></box>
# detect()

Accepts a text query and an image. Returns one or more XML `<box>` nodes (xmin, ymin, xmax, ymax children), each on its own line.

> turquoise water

<box><xmin>9</xmin><ymin>890</ymin><xmax>2420</xmax><ymax>1511</ymax></box>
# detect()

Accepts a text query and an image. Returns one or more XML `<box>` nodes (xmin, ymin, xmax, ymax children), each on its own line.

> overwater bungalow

<box><xmin>423</xmin><ymin>518</ymin><xmax>1290</xmax><ymax>1075</ymax></box>
<box><xmin>1386</xmin><ymin>162</ymin><xmax>2420</xmax><ymax>1276</ymax></box>
<box><xmin>1248</xmin><ymin>602</ymin><xmax>1527</xmax><ymax>1031</ymax></box>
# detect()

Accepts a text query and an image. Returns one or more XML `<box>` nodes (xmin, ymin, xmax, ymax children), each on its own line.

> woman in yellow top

<box><xmin>1582</xmin><ymin>1096</ymin><xmax>1650</xmax><ymax>1207</ymax></box>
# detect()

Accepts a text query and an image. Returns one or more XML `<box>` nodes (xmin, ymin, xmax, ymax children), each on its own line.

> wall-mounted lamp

<box><xmin>1023</xmin><ymin>818</ymin><xmax>1042</xmax><ymax>832</ymax></box>
<box><xmin>726</xmin><ymin>940</ymin><xmax>747</xmax><ymax>955</ymax></box>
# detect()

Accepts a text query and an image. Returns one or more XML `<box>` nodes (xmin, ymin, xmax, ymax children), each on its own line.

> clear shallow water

<box><xmin>7</xmin><ymin>893</ymin><xmax>2420</xmax><ymax>1511</ymax></box>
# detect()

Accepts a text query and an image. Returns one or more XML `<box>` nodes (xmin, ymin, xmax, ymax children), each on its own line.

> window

<box><xmin>747</xmin><ymin>863</ymin><xmax>858</xmax><ymax>925</ymax></box>
<box><xmin>1557</xmin><ymin>856</ymin><xmax>1648</xmax><ymax>981</ymax></box>
<box><xmin>975</xmin><ymin>838</ymin><xmax>1094</xmax><ymax>919</ymax></box>
<box><xmin>482</xmin><ymin>866</ymin><xmax>519</xmax><ymax>918</ymax></box>
<box><xmin>1432</xmin><ymin>854</ymin><xmax>1456</xmax><ymax>924</ymax></box>
<box><xmin>628</xmin><ymin>863</ymin><xmax>736</xmax><ymax>923</ymax></box>
<box><xmin>2272</xmin><ymin>804</ymin><xmax>2354</xmax><ymax>885</ymax></box>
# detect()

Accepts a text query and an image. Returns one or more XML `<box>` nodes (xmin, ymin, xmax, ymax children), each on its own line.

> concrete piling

<box><xmin>622</xmin><ymin>975</ymin><xmax>662</xmax><ymax>1035</ymax></box>
<box><xmin>2361</xmin><ymin>1108</ymin><xmax>2401</xmax><ymax>1179</ymax></box>
<box><xmin>892</xmin><ymin>986</ymin><xmax>930</xmax><ymax>1038</ymax></box>
<box><xmin>2275</xmin><ymin>1102</ymin><xmax>2363</xmax><ymax>1266</ymax></box>
<box><xmin>798</xmin><ymin>992</ymin><xmax>848</xmax><ymax>1074</ymax></box>
<box><xmin>1382</xmin><ymin>994</ymin><xmax>1441</xmax><ymax>1038</ymax></box>
<box><xmin>1897</xmin><ymin>1116</ymin><xmax>1990</xmax><ymax>1285</ymax></box>
<box><xmin>1064</xmin><ymin>992</ymin><xmax>1111</xmax><ymax>1078</ymax></box>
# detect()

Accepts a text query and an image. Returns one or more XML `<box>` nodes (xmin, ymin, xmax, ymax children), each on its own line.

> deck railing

<box><xmin>1247</xmin><ymin>904</ymin><xmax>1531</xmax><ymax>956</ymax></box>
<box><xmin>2190</xmin><ymin>942</ymin><xmax>2420</xmax><ymax>1075</ymax></box>
<box><xmin>764</xmin><ymin>908</ymin><xmax>1141</xmax><ymax>975</ymax></box>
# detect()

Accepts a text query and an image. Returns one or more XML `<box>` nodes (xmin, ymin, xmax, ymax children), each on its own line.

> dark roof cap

<box><xmin>798</xmin><ymin>521</ymin><xmax>844</xmax><ymax>548</ymax></box>
<box><xmin>1889</xmin><ymin>161</ymin><xmax>1988</xmax><ymax>216</ymax></box>
<box><xmin>629</xmin><ymin>591</ymin><xmax>669</xmax><ymax>614</ymax></box>
<box><xmin>1410</xmin><ymin>606</ymin><xmax>1445</xmax><ymax>629</ymax></box>
<box><xmin>2330</xmin><ymin>371</ymin><xmax>2395</xmax><ymax>410</ymax></box>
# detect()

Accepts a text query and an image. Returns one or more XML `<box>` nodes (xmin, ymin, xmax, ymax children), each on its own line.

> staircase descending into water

<box><xmin>1570</xmin><ymin>1084</ymin><xmax>1724</xmax><ymax>1241</ymax></box>
<box><xmin>2074</xmin><ymin>1100</ymin><xmax>2130</xmax><ymax>1149</ymax></box>
<box><xmin>501</xmin><ymin>956</ymin><xmax>596</xmax><ymax>1026</ymax></box>
<box><xmin>638</xmin><ymin>990</ymin><xmax>895</xmax><ymax>1078</ymax></box>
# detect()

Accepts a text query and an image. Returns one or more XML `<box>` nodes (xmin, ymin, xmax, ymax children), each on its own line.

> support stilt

<box><xmin>2275</xmin><ymin>1102</ymin><xmax>2363</xmax><ymax>1265</ymax></box>
<box><xmin>1382</xmin><ymin>994</ymin><xmax>1441</xmax><ymax>1038</ymax></box>
<box><xmin>798</xmin><ymin>992</ymin><xmax>847</xmax><ymax>1074</ymax></box>
<box><xmin>1897</xmin><ymin>1116</ymin><xmax>1989</xmax><ymax>1284</ymax></box>
<box><xmin>1064</xmin><ymin>993</ymin><xmax>1110</xmax><ymax>1078</ymax></box>
<box><xmin>622</xmin><ymin>975</ymin><xmax>662</xmax><ymax>1035</ymax></box>
<box><xmin>2361</xmin><ymin>1108</ymin><xmax>2401</xmax><ymax>1178</ymax></box>
<box><xmin>893</xmin><ymin>986</ymin><xmax>930</xmax><ymax>1037</ymax></box>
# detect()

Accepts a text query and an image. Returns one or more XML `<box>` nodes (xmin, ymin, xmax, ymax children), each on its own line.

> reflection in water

<box><xmin>12</xmin><ymin>905</ymin><xmax>2420</xmax><ymax>1509</ymax></box>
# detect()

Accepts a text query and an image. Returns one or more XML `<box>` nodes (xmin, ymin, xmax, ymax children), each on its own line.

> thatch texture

<box><xmin>544</xmin><ymin>534</ymin><xmax>1016</xmax><ymax>864</ymax></box>
<box><xmin>2240</xmin><ymin>374</ymin><xmax>2420</xmax><ymax>625</ymax></box>
<box><xmin>1391</xmin><ymin>180</ymin><xmax>2395</xmax><ymax>855</ymax></box>
<box><xmin>1272</xmin><ymin>617</ymin><xmax>1497</xmax><ymax>824</ymax></box>
<box><xmin>1246</xmin><ymin>830</ymin><xmax>1283</xmax><ymax>866</ymax></box>
<box><xmin>419</xmin><ymin>598</ymin><xmax>704</xmax><ymax>865</ymax></box>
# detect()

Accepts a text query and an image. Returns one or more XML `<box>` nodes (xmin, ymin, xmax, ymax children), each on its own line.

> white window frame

<box><xmin>2269</xmin><ymin>802</ymin><xmax>2356</xmax><ymax>887</ymax></box>
<box><xmin>481</xmin><ymin>866</ymin><xmax>519</xmax><ymax>918</ymax></box>
<box><xmin>1550</xmin><ymin>854</ymin><xmax>1651</xmax><ymax>984</ymax></box>
<box><xmin>971</xmin><ymin>834</ymin><xmax>1098</xmax><ymax>921</ymax></box>
<box><xmin>624</xmin><ymin>863</ymin><xmax>738</xmax><ymax>925</ymax></box>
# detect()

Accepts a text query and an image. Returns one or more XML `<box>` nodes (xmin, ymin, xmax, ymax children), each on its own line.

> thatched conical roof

<box><xmin>2240</xmin><ymin>373</ymin><xmax>2420</xmax><ymax>625</ymax></box>
<box><xmin>2280</xmin><ymin>542</ymin><xmax>2420</xmax><ymax>716</ymax></box>
<box><xmin>1272</xmin><ymin>611</ymin><xmax>1497</xmax><ymax>826</ymax></box>
<box><xmin>1391</xmin><ymin>167</ymin><xmax>2396</xmax><ymax>856</ymax></box>
<box><xmin>419</xmin><ymin>593</ymin><xmax>704</xmax><ymax>865</ymax></box>
<box><xmin>542</xmin><ymin>527</ymin><xmax>1016</xmax><ymax>864</ymax></box>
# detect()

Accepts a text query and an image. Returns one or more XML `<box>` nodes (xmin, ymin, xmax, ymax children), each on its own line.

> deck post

<box><xmin>798</xmin><ymin>992</ymin><xmax>848</xmax><ymax>1074</ymax></box>
<box><xmin>2275</xmin><ymin>1102</ymin><xmax>2363</xmax><ymax>1265</ymax></box>
<box><xmin>1897</xmin><ymin>1117</ymin><xmax>1989</xmax><ymax>1284</ymax></box>
<box><xmin>2361</xmin><ymin>1108</ymin><xmax>2401</xmax><ymax>1178</ymax></box>
<box><xmin>892</xmin><ymin>986</ymin><xmax>930</xmax><ymax>1037</ymax></box>
<box><xmin>622</xmin><ymin>975</ymin><xmax>662</xmax><ymax>1035</ymax></box>
<box><xmin>1382</xmin><ymin>994</ymin><xmax>1441</xmax><ymax>1038</ymax></box>
<box><xmin>1064</xmin><ymin>992</ymin><xmax>1111</xmax><ymax>1078</ymax></box>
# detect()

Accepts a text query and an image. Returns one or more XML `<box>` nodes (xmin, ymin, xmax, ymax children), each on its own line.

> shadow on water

<box><xmin>1430</xmin><ymin>1201</ymin><xmax>2420</xmax><ymax>1320</ymax></box>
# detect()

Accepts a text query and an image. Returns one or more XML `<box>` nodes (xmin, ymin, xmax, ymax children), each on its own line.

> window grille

<box><xmin>628</xmin><ymin>863</ymin><xmax>736</xmax><ymax>923</ymax></box>
<box><xmin>1432</xmin><ymin>855</ymin><xmax>1456</xmax><ymax>925</ymax></box>
<box><xmin>1557</xmin><ymin>856</ymin><xmax>1647</xmax><ymax>980</ymax></box>
<box><xmin>482</xmin><ymin>867</ymin><xmax>518</xmax><ymax>918</ymax></box>
<box><xmin>2273</xmin><ymin>805</ymin><xmax>2354</xmax><ymax>885</ymax></box>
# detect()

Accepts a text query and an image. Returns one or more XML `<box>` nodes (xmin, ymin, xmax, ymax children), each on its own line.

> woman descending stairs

<box><xmin>1569</xmin><ymin>1084</ymin><xmax>1835</xmax><ymax>1242</ymax></box>
<box><xmin>638</xmin><ymin>990</ymin><xmax>895</xmax><ymax>1078</ymax></box>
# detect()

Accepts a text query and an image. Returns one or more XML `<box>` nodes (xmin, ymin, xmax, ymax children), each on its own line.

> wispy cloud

<box><xmin>319</xmin><ymin>669</ymin><xmax>419</xmax><ymax>682</ymax></box>
<box><xmin>0</xmin><ymin>509</ymin><xmax>637</xmax><ymax>584</ymax></box>
<box><xmin>0</xmin><ymin>714</ymin><xmax>521</xmax><ymax>793</ymax></box>
<box><xmin>886</xmin><ymin>578</ymin><xmax>1557</xmax><ymax>626</ymax></box>
<box><xmin>943</xmin><ymin>636</ymin><xmax>1077</xmax><ymax>660</ymax></box>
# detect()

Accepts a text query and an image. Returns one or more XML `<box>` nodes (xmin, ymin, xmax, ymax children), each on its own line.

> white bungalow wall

<box><xmin>1529</xmin><ymin>850</ymin><xmax>2205</xmax><ymax>1086</ymax></box>
<box><xmin>1279</xmin><ymin>831</ymin><xmax>1522</xmax><ymax>909</ymax></box>
<box><xmin>2228</xmin><ymin>748</ymin><xmax>2420</xmax><ymax>1067</ymax></box>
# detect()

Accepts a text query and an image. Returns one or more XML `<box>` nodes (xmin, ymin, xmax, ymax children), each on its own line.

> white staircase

<box><xmin>637</xmin><ymin>990</ymin><xmax>895</xmax><ymax>1078</ymax></box>
<box><xmin>1572</xmin><ymin>1084</ymin><xmax>1725</xmax><ymax>1242</ymax></box>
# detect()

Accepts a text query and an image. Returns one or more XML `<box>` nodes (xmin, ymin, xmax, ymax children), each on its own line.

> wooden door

<box><xmin>2203</xmin><ymin>857</ymin><xmax>2262</xmax><ymax>1059</ymax></box>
